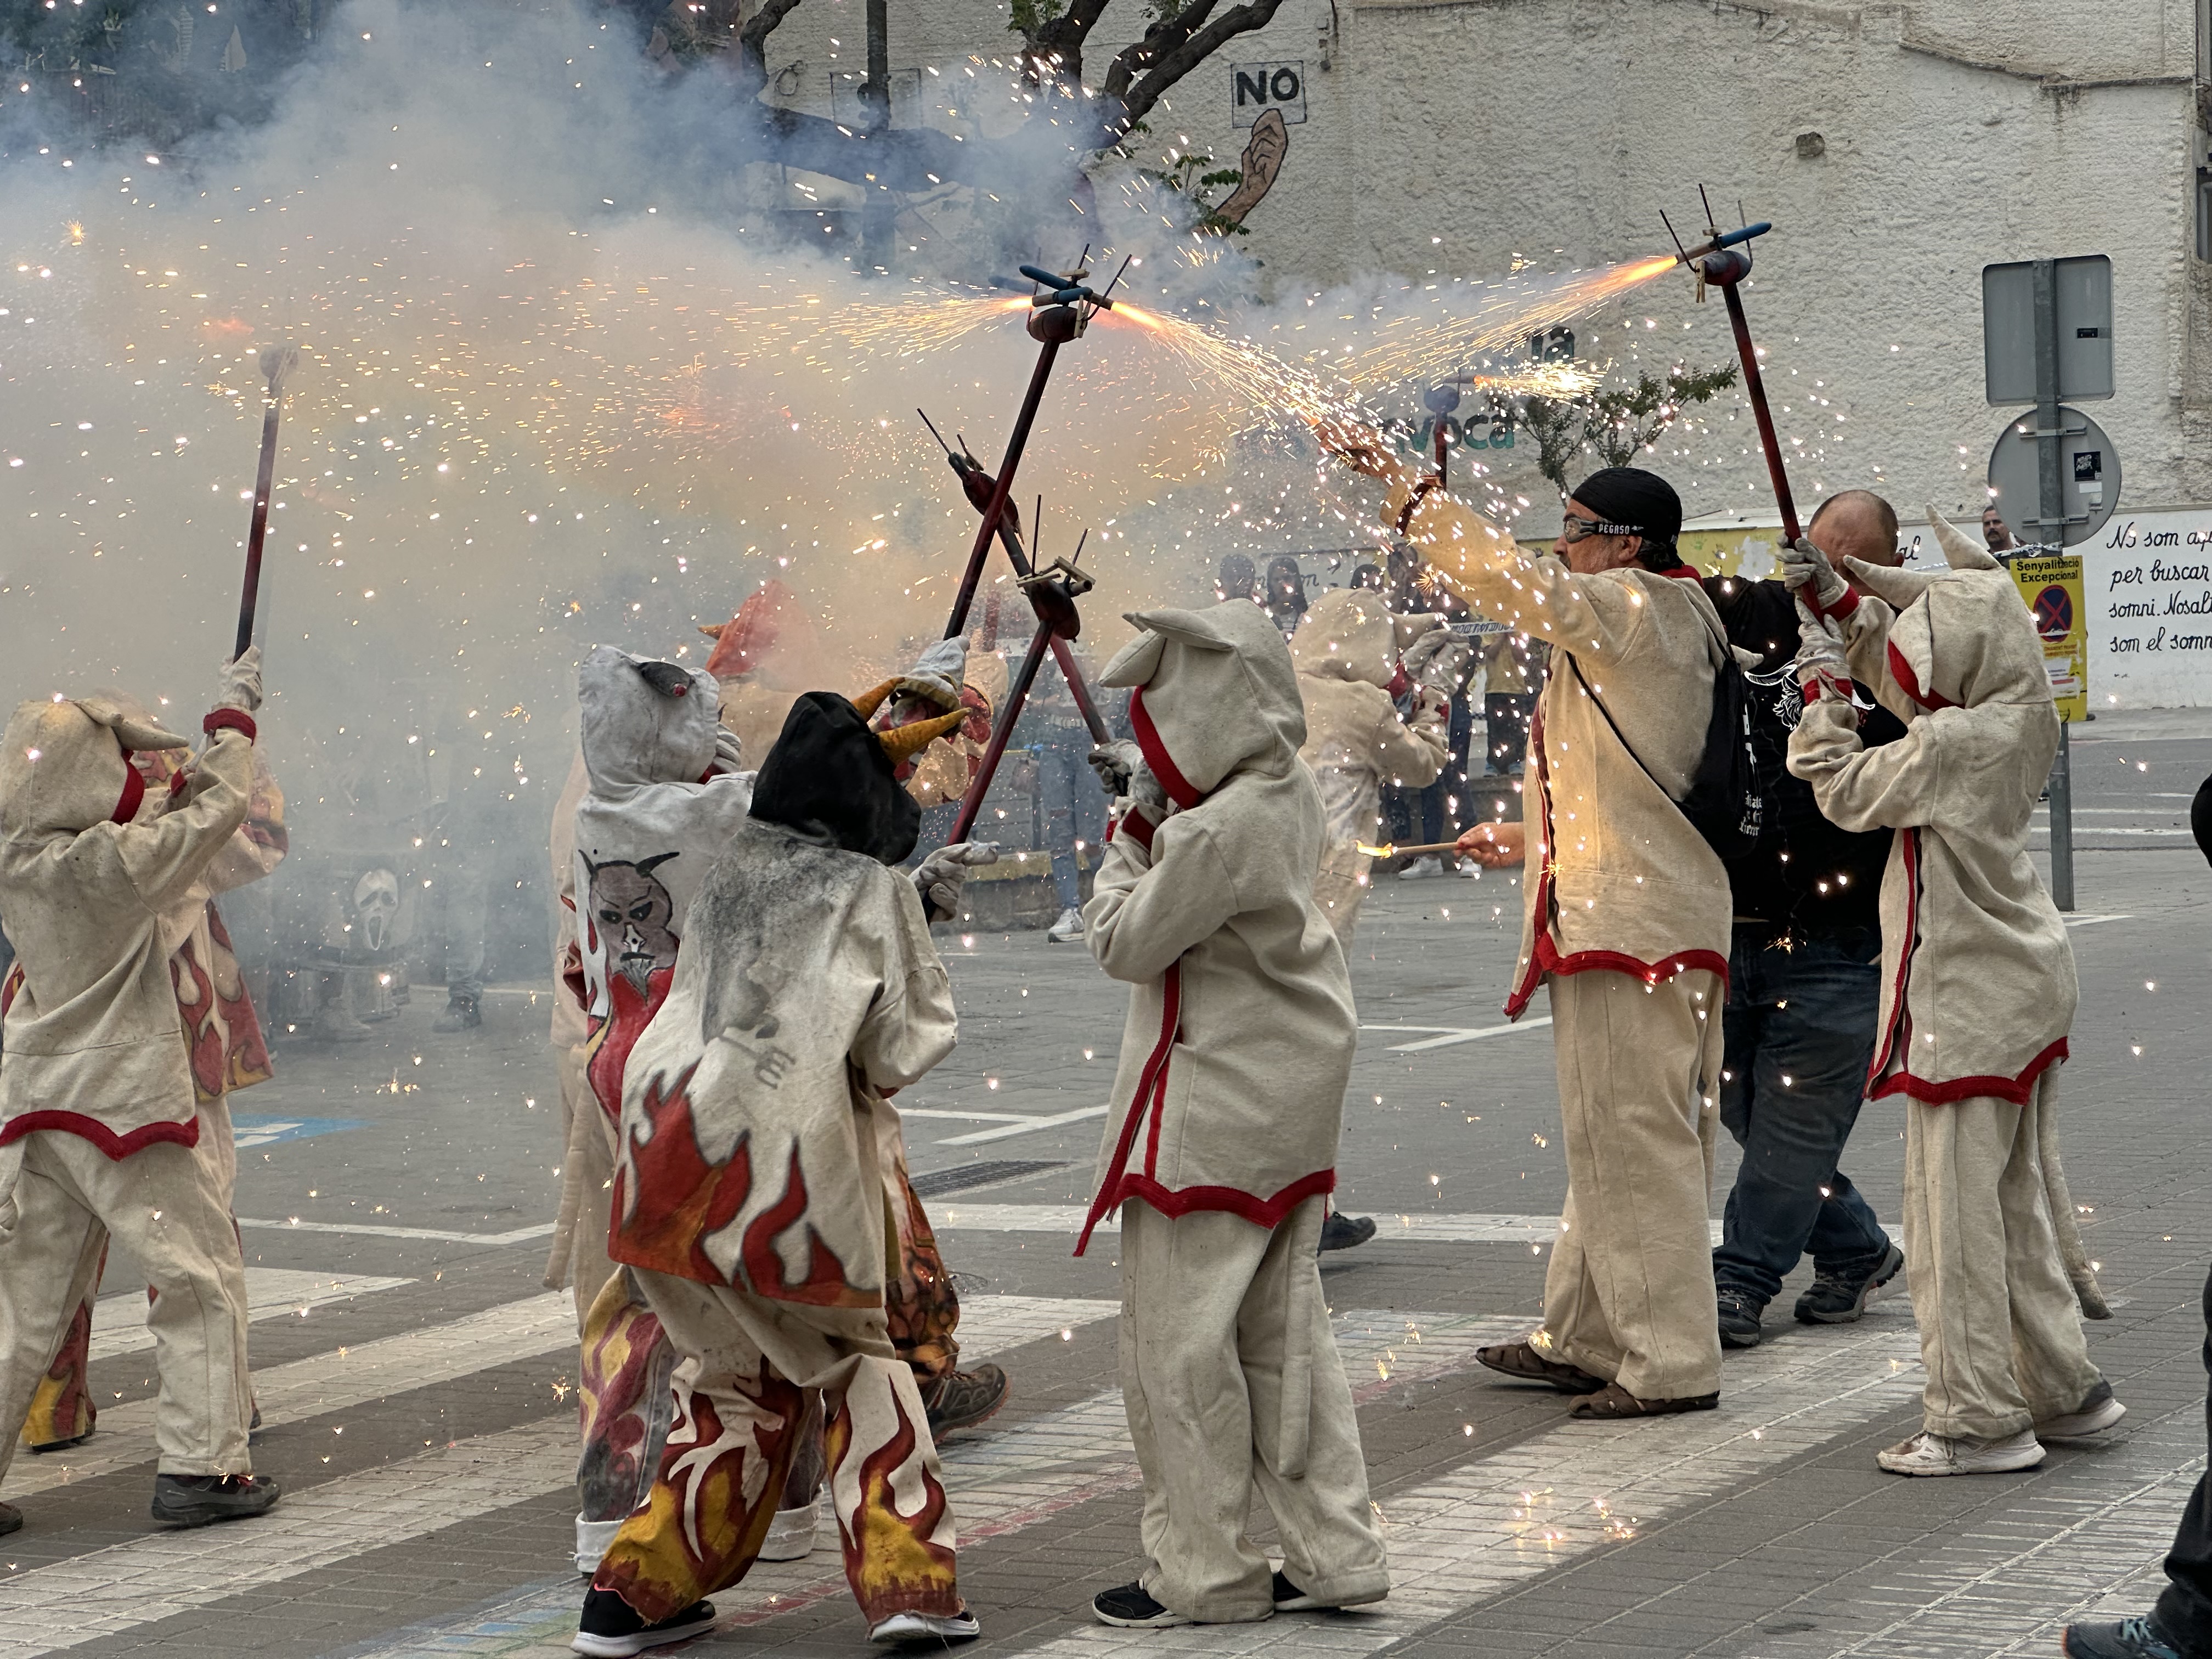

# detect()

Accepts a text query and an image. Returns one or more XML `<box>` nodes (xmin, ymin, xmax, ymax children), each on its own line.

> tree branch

<box><xmin>1109</xmin><ymin>0</ymin><xmax>1285</xmax><ymax>133</ymax></box>
<box><xmin>737</xmin><ymin>0</ymin><xmax>810</xmax><ymax>96</ymax></box>
<box><xmin>1026</xmin><ymin>0</ymin><xmax>1115</xmax><ymax>84</ymax></box>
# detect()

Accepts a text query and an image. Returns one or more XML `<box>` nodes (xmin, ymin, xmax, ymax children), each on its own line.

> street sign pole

<box><xmin>2033</xmin><ymin>257</ymin><xmax>2076</xmax><ymax>911</ymax></box>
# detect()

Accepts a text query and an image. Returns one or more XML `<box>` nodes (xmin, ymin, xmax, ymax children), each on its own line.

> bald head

<box><xmin>1808</xmin><ymin>489</ymin><xmax>1901</xmax><ymax>568</ymax></box>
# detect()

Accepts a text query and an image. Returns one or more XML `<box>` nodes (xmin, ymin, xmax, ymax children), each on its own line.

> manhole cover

<box><xmin>909</xmin><ymin>1159</ymin><xmax>1070</xmax><ymax>1199</ymax></box>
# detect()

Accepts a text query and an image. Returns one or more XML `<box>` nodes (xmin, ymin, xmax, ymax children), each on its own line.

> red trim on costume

<box><xmin>1653</xmin><ymin>564</ymin><xmax>1701</xmax><ymax>581</ymax></box>
<box><xmin>1127</xmin><ymin>687</ymin><xmax>1203</xmax><ymax>811</ymax></box>
<box><xmin>1115</xmin><ymin>1169</ymin><xmax>1338</xmax><ymax>1232</ymax></box>
<box><xmin>1075</xmin><ymin>961</ymin><xmax>1181</xmax><ymax>1256</ymax></box>
<box><xmin>1119</xmin><ymin>806</ymin><xmax>1157</xmax><ymax>853</ymax></box>
<box><xmin>1886</xmin><ymin>642</ymin><xmax>1956</xmax><ymax>710</ymax></box>
<box><xmin>1866</xmin><ymin>826</ymin><xmax>1920</xmax><ymax>1087</ymax></box>
<box><xmin>0</xmin><ymin>1110</ymin><xmax>200</xmax><ymax>1158</ymax></box>
<box><xmin>1870</xmin><ymin>1037</ymin><xmax>2070</xmax><ymax>1107</ymax></box>
<box><xmin>1826</xmin><ymin>585</ymin><xmax>1863</xmax><ymax>619</ymax></box>
<box><xmin>202</xmin><ymin>708</ymin><xmax>258</xmax><ymax>741</ymax></box>
<box><xmin>111</xmin><ymin>761</ymin><xmax>145</xmax><ymax>825</ymax></box>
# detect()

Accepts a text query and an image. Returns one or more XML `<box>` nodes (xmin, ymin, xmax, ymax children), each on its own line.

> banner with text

<box><xmin>2089</xmin><ymin>511</ymin><xmax>2212</xmax><ymax>708</ymax></box>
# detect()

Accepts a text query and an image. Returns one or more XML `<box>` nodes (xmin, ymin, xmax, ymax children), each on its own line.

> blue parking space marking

<box><xmin>230</xmin><ymin>1113</ymin><xmax>369</xmax><ymax>1150</ymax></box>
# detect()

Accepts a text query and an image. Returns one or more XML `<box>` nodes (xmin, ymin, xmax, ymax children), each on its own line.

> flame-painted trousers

<box><xmin>572</xmin><ymin>1097</ymin><xmax>960</xmax><ymax>1545</ymax></box>
<box><xmin>592</xmin><ymin>1269</ymin><xmax>963</xmax><ymax>1629</ymax></box>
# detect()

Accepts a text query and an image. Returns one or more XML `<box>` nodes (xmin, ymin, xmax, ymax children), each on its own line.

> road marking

<box><xmin>935</xmin><ymin>1102</ymin><xmax>1110</xmax><ymax>1148</ymax></box>
<box><xmin>236</xmin><ymin>1216</ymin><xmax>557</xmax><ymax>1245</ymax></box>
<box><xmin>88</xmin><ymin>1269</ymin><xmax>412</xmax><ymax>1361</ymax></box>
<box><xmin>228</xmin><ymin>1115</ymin><xmax>368</xmax><ymax>1150</ymax></box>
<box><xmin>1383</xmin><ymin>1015</ymin><xmax>1550</xmax><ymax>1052</ymax></box>
<box><xmin>8</xmin><ymin>1293</ymin><xmax>1114</xmax><ymax>1505</ymax></box>
<box><xmin>2063</xmin><ymin>913</ymin><xmax>2137</xmax><ymax>928</ymax></box>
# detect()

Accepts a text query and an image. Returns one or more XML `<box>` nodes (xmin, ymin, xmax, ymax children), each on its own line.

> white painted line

<box><xmin>1387</xmin><ymin>1015</ymin><xmax>1551</xmax><ymax>1052</ymax></box>
<box><xmin>893</xmin><ymin>1108</ymin><xmax>1039</xmax><ymax>1123</ymax></box>
<box><xmin>236</xmin><ymin>1216</ymin><xmax>557</xmax><ymax>1245</ymax></box>
<box><xmin>935</xmin><ymin>1103</ymin><xmax>1110</xmax><ymax>1147</ymax></box>
<box><xmin>2063</xmin><ymin>913</ymin><xmax>2137</xmax><ymax>928</ymax></box>
<box><xmin>88</xmin><ymin>1269</ymin><xmax>413</xmax><ymax>1361</ymax></box>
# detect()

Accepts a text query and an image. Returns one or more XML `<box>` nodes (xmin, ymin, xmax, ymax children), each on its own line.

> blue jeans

<box><xmin>1713</xmin><ymin>924</ymin><xmax>1891</xmax><ymax>1306</ymax></box>
<box><xmin>1031</xmin><ymin>737</ymin><xmax>1103</xmax><ymax>911</ymax></box>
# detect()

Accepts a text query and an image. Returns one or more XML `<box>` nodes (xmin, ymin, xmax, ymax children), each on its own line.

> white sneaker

<box><xmin>1397</xmin><ymin>856</ymin><xmax>1442</xmax><ymax>881</ymax></box>
<box><xmin>2037</xmin><ymin>1381</ymin><xmax>2128</xmax><ymax>1440</ymax></box>
<box><xmin>757</xmin><ymin>1500</ymin><xmax>817</xmax><ymax>1561</ymax></box>
<box><xmin>870</xmin><ymin>1609</ymin><xmax>981</xmax><ymax>1644</ymax></box>
<box><xmin>1456</xmin><ymin>857</ymin><xmax>1482</xmax><ymax>878</ymax></box>
<box><xmin>1877</xmin><ymin>1428</ymin><xmax>2045</xmax><ymax>1476</ymax></box>
<box><xmin>1046</xmin><ymin>905</ymin><xmax>1084</xmax><ymax>944</ymax></box>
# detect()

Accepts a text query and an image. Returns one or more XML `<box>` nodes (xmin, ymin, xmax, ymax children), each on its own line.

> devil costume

<box><xmin>1079</xmin><ymin>600</ymin><xmax>1389</xmax><ymax>1625</ymax></box>
<box><xmin>577</xmin><ymin>684</ymin><xmax>979</xmax><ymax>1649</ymax></box>
<box><xmin>1790</xmin><ymin>510</ymin><xmax>2111</xmax><ymax>1461</ymax></box>
<box><xmin>0</xmin><ymin>668</ymin><xmax>278</xmax><ymax>1525</ymax></box>
<box><xmin>1293</xmin><ymin>586</ymin><xmax>1457</xmax><ymax>940</ymax></box>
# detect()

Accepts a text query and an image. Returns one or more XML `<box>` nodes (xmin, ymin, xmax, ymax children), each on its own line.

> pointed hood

<box><xmin>1879</xmin><ymin>566</ymin><xmax>2051</xmax><ymax>716</ymax></box>
<box><xmin>1101</xmin><ymin>599</ymin><xmax>1306</xmax><ymax>803</ymax></box>
<box><xmin>748</xmin><ymin>691</ymin><xmax>921</xmax><ymax>865</ymax></box>
<box><xmin>1290</xmin><ymin>586</ymin><xmax>1397</xmax><ymax>687</ymax></box>
<box><xmin>701</xmin><ymin>579</ymin><xmax>828</xmax><ymax>690</ymax></box>
<box><xmin>578</xmin><ymin>645</ymin><xmax>721</xmax><ymax>793</ymax></box>
<box><xmin>0</xmin><ymin>695</ymin><xmax>190</xmax><ymax>839</ymax></box>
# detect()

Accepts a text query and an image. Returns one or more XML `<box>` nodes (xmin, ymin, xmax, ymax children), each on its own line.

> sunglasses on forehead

<box><xmin>1558</xmin><ymin>514</ymin><xmax>1643</xmax><ymax>543</ymax></box>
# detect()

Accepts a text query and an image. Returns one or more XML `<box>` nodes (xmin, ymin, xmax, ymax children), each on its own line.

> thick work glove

<box><xmin>913</xmin><ymin>840</ymin><xmax>998</xmax><ymax>923</ymax></box>
<box><xmin>893</xmin><ymin>637</ymin><xmax>969</xmax><ymax>710</ymax></box>
<box><xmin>1402</xmin><ymin>628</ymin><xmax>1472</xmax><ymax>695</ymax></box>
<box><xmin>217</xmin><ymin>645</ymin><xmax>264</xmax><ymax>714</ymax></box>
<box><xmin>1127</xmin><ymin>759</ymin><xmax>1170</xmax><ymax>819</ymax></box>
<box><xmin>1087</xmin><ymin>739</ymin><xmax>1142</xmax><ymax>799</ymax></box>
<box><xmin>1793</xmin><ymin>599</ymin><xmax>1853</xmax><ymax>711</ymax></box>
<box><xmin>711</xmin><ymin>723</ymin><xmax>743</xmax><ymax>775</ymax></box>
<box><xmin>1780</xmin><ymin>536</ymin><xmax>1852</xmax><ymax>616</ymax></box>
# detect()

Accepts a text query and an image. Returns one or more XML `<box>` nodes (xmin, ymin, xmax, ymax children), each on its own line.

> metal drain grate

<box><xmin>907</xmin><ymin>1158</ymin><xmax>1071</xmax><ymax>1199</ymax></box>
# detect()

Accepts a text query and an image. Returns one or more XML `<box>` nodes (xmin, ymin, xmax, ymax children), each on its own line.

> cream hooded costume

<box><xmin>1078</xmin><ymin>600</ymin><xmax>1388</xmax><ymax>1624</ymax></box>
<box><xmin>1789</xmin><ymin>509</ymin><xmax>2107</xmax><ymax>1442</ymax></box>
<box><xmin>0</xmin><ymin>691</ymin><xmax>262</xmax><ymax>1488</ymax></box>
<box><xmin>1392</xmin><ymin>481</ymin><xmax>1733</xmax><ymax>1403</ymax></box>
<box><xmin>1292</xmin><ymin>587</ymin><xmax>1456</xmax><ymax>939</ymax></box>
<box><xmin>558</xmin><ymin>646</ymin><xmax>753</xmax><ymax>1573</ymax></box>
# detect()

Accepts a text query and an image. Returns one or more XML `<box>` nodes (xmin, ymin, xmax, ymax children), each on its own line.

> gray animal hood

<box><xmin>1100</xmin><ymin>600</ymin><xmax>1306</xmax><ymax>802</ymax></box>
<box><xmin>579</xmin><ymin>645</ymin><xmax>720</xmax><ymax>791</ymax></box>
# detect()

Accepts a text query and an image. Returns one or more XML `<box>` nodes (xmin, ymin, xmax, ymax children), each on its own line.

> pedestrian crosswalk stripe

<box><xmin>89</xmin><ymin>1268</ymin><xmax>413</xmax><ymax>1361</ymax></box>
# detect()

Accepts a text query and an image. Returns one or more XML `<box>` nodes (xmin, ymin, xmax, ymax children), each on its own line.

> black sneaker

<box><xmin>0</xmin><ymin>1501</ymin><xmax>20</xmax><ymax>1537</ymax></box>
<box><xmin>1092</xmin><ymin>1582</ymin><xmax>1190</xmax><ymax>1628</ymax></box>
<box><xmin>149</xmin><ymin>1471</ymin><xmax>282</xmax><ymax>1527</ymax></box>
<box><xmin>433</xmin><ymin>995</ymin><xmax>482</xmax><ymax>1034</ymax></box>
<box><xmin>2063</xmin><ymin>1617</ymin><xmax>2184</xmax><ymax>1659</ymax></box>
<box><xmin>572</xmin><ymin>1590</ymin><xmax>718</xmax><ymax>1657</ymax></box>
<box><xmin>922</xmin><ymin>1364</ymin><xmax>1008</xmax><ymax>1438</ymax></box>
<box><xmin>1795</xmin><ymin>1241</ymin><xmax>1905</xmax><ymax>1324</ymax></box>
<box><xmin>1318</xmin><ymin>1213</ymin><xmax>1378</xmax><ymax>1252</ymax></box>
<box><xmin>1716</xmin><ymin>1287</ymin><xmax>1765</xmax><ymax>1350</ymax></box>
<box><xmin>1272</xmin><ymin>1568</ymin><xmax>1386</xmax><ymax>1612</ymax></box>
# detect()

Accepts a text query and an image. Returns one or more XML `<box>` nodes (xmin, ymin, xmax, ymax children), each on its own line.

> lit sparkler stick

<box><xmin>1354</xmin><ymin>839</ymin><xmax>1464</xmax><ymax>859</ymax></box>
<box><xmin>234</xmin><ymin>343</ymin><xmax>300</xmax><ymax>662</ymax></box>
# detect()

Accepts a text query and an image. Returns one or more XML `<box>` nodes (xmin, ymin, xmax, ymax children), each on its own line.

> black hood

<box><xmin>748</xmin><ymin>690</ymin><xmax>919</xmax><ymax>864</ymax></box>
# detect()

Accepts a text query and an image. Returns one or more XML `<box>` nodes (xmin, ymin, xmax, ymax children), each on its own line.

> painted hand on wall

<box><xmin>1215</xmin><ymin>109</ymin><xmax>1289</xmax><ymax>227</ymax></box>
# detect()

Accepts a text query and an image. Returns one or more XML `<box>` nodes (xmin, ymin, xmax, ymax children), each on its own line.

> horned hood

<box><xmin>748</xmin><ymin>691</ymin><xmax>921</xmax><ymax>865</ymax></box>
<box><xmin>1863</xmin><ymin>510</ymin><xmax>2049</xmax><ymax>720</ymax></box>
<box><xmin>578</xmin><ymin>645</ymin><xmax>720</xmax><ymax>793</ymax></box>
<box><xmin>1290</xmin><ymin>586</ymin><xmax>1396</xmax><ymax>687</ymax></box>
<box><xmin>0</xmin><ymin>695</ymin><xmax>190</xmax><ymax>840</ymax></box>
<box><xmin>1101</xmin><ymin>600</ymin><xmax>1306</xmax><ymax>802</ymax></box>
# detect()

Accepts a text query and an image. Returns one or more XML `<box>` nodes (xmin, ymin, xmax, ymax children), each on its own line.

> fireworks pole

<box><xmin>234</xmin><ymin>344</ymin><xmax>301</xmax><ymax>661</ymax></box>
<box><xmin>1664</xmin><ymin>198</ymin><xmax>1798</xmax><ymax>544</ymax></box>
<box><xmin>950</xmin><ymin>529</ymin><xmax>1094</xmax><ymax>845</ymax></box>
<box><xmin>919</xmin><ymin>408</ymin><xmax>1113</xmax><ymax>744</ymax></box>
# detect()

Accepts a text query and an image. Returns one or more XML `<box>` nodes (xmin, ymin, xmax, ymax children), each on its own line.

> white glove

<box><xmin>218</xmin><ymin>645</ymin><xmax>264</xmax><ymax>713</ymax></box>
<box><xmin>1780</xmin><ymin>537</ymin><xmax>1851</xmax><ymax>614</ymax></box>
<box><xmin>1792</xmin><ymin>599</ymin><xmax>1850</xmax><ymax>699</ymax></box>
<box><xmin>893</xmin><ymin>637</ymin><xmax>969</xmax><ymax>711</ymax></box>
<box><xmin>1087</xmin><ymin>739</ymin><xmax>1142</xmax><ymax>798</ymax></box>
<box><xmin>1402</xmin><ymin>629</ymin><xmax>1472</xmax><ymax>695</ymax></box>
<box><xmin>711</xmin><ymin>723</ymin><xmax>743</xmax><ymax>775</ymax></box>
<box><xmin>1128</xmin><ymin>759</ymin><xmax>1170</xmax><ymax>819</ymax></box>
<box><xmin>913</xmin><ymin>840</ymin><xmax>998</xmax><ymax>922</ymax></box>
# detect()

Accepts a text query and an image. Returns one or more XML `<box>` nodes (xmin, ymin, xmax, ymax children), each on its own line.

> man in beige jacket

<box><xmin>1342</xmin><ymin>447</ymin><xmax>1735</xmax><ymax>1419</ymax></box>
<box><xmin>0</xmin><ymin>652</ymin><xmax>281</xmax><ymax>1532</ymax></box>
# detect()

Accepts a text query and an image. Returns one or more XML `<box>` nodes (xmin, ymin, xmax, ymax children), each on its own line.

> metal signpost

<box><xmin>1982</xmin><ymin>255</ymin><xmax>2115</xmax><ymax>912</ymax></box>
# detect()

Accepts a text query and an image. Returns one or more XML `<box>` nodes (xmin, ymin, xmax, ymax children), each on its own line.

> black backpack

<box><xmin>1564</xmin><ymin>613</ymin><xmax>1765</xmax><ymax>861</ymax></box>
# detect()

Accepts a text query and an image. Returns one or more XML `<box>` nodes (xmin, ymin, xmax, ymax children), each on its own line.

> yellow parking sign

<box><xmin>2010</xmin><ymin>552</ymin><xmax>2088</xmax><ymax>722</ymax></box>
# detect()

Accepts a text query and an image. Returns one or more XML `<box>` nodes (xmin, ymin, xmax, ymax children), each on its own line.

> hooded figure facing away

<box><xmin>1076</xmin><ymin>600</ymin><xmax>1389</xmax><ymax>1631</ymax></box>
<box><xmin>1293</xmin><ymin>586</ymin><xmax>1464</xmax><ymax>941</ymax></box>
<box><xmin>1788</xmin><ymin>509</ymin><xmax>2119</xmax><ymax>1478</ymax></box>
<box><xmin>0</xmin><ymin>652</ymin><xmax>281</xmax><ymax>1534</ymax></box>
<box><xmin>573</xmin><ymin>676</ymin><xmax>988</xmax><ymax>1655</ymax></box>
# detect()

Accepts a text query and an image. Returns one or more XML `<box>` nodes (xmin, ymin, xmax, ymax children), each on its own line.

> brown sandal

<box><xmin>1568</xmin><ymin>1383</ymin><xmax>1720</xmax><ymax>1419</ymax></box>
<box><xmin>1475</xmin><ymin>1341</ymin><xmax>1607</xmax><ymax>1395</ymax></box>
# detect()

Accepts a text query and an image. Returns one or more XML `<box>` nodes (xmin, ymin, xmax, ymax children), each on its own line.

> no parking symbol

<box><xmin>2032</xmin><ymin>584</ymin><xmax>2073</xmax><ymax>641</ymax></box>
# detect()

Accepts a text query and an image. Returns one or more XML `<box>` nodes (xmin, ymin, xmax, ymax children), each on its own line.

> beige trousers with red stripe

<box><xmin>0</xmin><ymin>1107</ymin><xmax>253</xmax><ymax>1485</ymax></box>
<box><xmin>1120</xmin><ymin>1194</ymin><xmax>1389</xmax><ymax>1622</ymax></box>
<box><xmin>1902</xmin><ymin>1071</ymin><xmax>2103</xmax><ymax>1441</ymax></box>
<box><xmin>1534</xmin><ymin>967</ymin><xmax>1726</xmax><ymax>1402</ymax></box>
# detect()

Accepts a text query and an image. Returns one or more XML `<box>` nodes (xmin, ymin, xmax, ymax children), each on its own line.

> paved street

<box><xmin>10</xmin><ymin>712</ymin><xmax>2212</xmax><ymax>1659</ymax></box>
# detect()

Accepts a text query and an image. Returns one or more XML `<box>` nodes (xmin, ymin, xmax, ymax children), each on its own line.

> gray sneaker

<box><xmin>1716</xmin><ymin>1287</ymin><xmax>1764</xmax><ymax>1349</ymax></box>
<box><xmin>1046</xmin><ymin>906</ymin><xmax>1085</xmax><ymax>944</ymax></box>
<box><xmin>150</xmin><ymin>1471</ymin><xmax>281</xmax><ymax>1527</ymax></box>
<box><xmin>1796</xmin><ymin>1241</ymin><xmax>1905</xmax><ymax>1324</ymax></box>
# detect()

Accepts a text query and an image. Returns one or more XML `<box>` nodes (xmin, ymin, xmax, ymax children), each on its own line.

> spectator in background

<box><xmin>1215</xmin><ymin>554</ymin><xmax>1259</xmax><ymax>606</ymax></box>
<box><xmin>1350</xmin><ymin>563</ymin><xmax>1385</xmax><ymax>594</ymax></box>
<box><xmin>1480</xmin><ymin>630</ymin><xmax>1543</xmax><ymax>776</ymax></box>
<box><xmin>1982</xmin><ymin>504</ymin><xmax>2022</xmax><ymax>555</ymax></box>
<box><xmin>1019</xmin><ymin>662</ymin><xmax>1107</xmax><ymax>946</ymax></box>
<box><xmin>1263</xmin><ymin>556</ymin><xmax>1309</xmax><ymax>637</ymax></box>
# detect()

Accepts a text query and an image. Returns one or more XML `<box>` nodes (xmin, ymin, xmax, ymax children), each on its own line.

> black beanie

<box><xmin>1570</xmin><ymin>467</ymin><xmax>1684</xmax><ymax>554</ymax></box>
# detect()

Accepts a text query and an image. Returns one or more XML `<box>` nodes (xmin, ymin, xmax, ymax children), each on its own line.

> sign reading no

<box><xmin>1232</xmin><ymin>61</ymin><xmax>1306</xmax><ymax>126</ymax></box>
